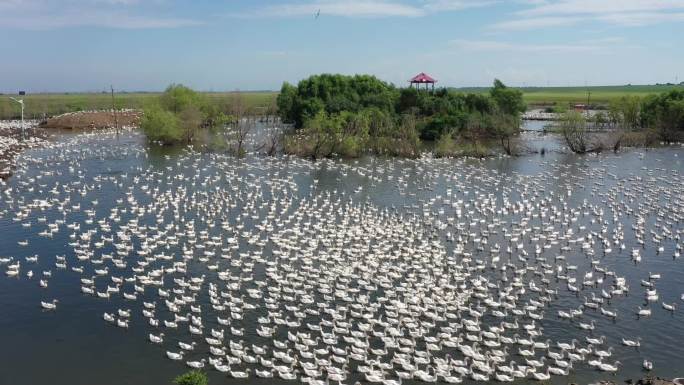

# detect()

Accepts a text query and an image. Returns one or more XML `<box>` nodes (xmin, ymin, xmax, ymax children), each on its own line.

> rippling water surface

<box><xmin>1</xmin><ymin>129</ymin><xmax>683</xmax><ymax>385</ymax></box>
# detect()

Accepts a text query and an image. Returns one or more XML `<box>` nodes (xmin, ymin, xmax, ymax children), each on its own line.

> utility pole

<box><xmin>586</xmin><ymin>90</ymin><xmax>591</xmax><ymax>119</ymax></box>
<box><xmin>9</xmin><ymin>97</ymin><xmax>25</xmax><ymax>141</ymax></box>
<box><xmin>111</xmin><ymin>85</ymin><xmax>119</xmax><ymax>139</ymax></box>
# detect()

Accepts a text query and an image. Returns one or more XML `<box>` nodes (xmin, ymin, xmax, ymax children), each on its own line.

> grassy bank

<box><xmin>0</xmin><ymin>91</ymin><xmax>278</xmax><ymax>120</ymax></box>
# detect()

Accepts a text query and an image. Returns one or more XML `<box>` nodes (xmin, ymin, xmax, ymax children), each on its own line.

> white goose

<box><xmin>148</xmin><ymin>333</ymin><xmax>164</xmax><ymax>344</ymax></box>
<box><xmin>166</xmin><ymin>351</ymin><xmax>184</xmax><ymax>360</ymax></box>
<box><xmin>40</xmin><ymin>299</ymin><xmax>58</xmax><ymax>310</ymax></box>
<box><xmin>598</xmin><ymin>360</ymin><xmax>621</xmax><ymax>373</ymax></box>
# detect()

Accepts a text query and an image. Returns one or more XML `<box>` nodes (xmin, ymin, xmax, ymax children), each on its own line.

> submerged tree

<box><xmin>491</xmin><ymin>112</ymin><xmax>519</xmax><ymax>156</ymax></box>
<box><xmin>141</xmin><ymin>84</ymin><xmax>214</xmax><ymax>145</ymax></box>
<box><xmin>560</xmin><ymin>111</ymin><xmax>591</xmax><ymax>153</ymax></box>
<box><xmin>140</xmin><ymin>105</ymin><xmax>183</xmax><ymax>145</ymax></box>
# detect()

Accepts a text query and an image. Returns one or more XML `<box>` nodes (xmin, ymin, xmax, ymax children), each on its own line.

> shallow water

<box><xmin>1</xmin><ymin>130</ymin><xmax>683</xmax><ymax>385</ymax></box>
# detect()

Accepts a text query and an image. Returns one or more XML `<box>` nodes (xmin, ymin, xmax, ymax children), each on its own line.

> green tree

<box><xmin>641</xmin><ymin>90</ymin><xmax>684</xmax><ymax>141</ymax></box>
<box><xmin>277</xmin><ymin>74</ymin><xmax>397</xmax><ymax>128</ymax></box>
<box><xmin>560</xmin><ymin>110</ymin><xmax>591</xmax><ymax>153</ymax></box>
<box><xmin>491</xmin><ymin>111</ymin><xmax>519</xmax><ymax>155</ymax></box>
<box><xmin>141</xmin><ymin>104</ymin><xmax>183</xmax><ymax>145</ymax></box>
<box><xmin>277</xmin><ymin>82</ymin><xmax>298</xmax><ymax>124</ymax></box>
<box><xmin>179</xmin><ymin>105</ymin><xmax>203</xmax><ymax>143</ymax></box>
<box><xmin>490</xmin><ymin>79</ymin><xmax>526</xmax><ymax>116</ymax></box>
<box><xmin>300</xmin><ymin>111</ymin><xmax>344</xmax><ymax>159</ymax></box>
<box><xmin>160</xmin><ymin>84</ymin><xmax>204</xmax><ymax>114</ymax></box>
<box><xmin>141</xmin><ymin>84</ymin><xmax>220</xmax><ymax>145</ymax></box>
<box><xmin>610</xmin><ymin>96</ymin><xmax>641</xmax><ymax>130</ymax></box>
<box><xmin>173</xmin><ymin>370</ymin><xmax>208</xmax><ymax>385</ymax></box>
<box><xmin>655</xmin><ymin>99</ymin><xmax>684</xmax><ymax>142</ymax></box>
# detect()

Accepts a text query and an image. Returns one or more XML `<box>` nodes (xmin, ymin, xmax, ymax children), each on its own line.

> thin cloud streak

<box><xmin>519</xmin><ymin>0</ymin><xmax>684</xmax><ymax>17</ymax></box>
<box><xmin>422</xmin><ymin>0</ymin><xmax>499</xmax><ymax>12</ymax></box>
<box><xmin>235</xmin><ymin>0</ymin><xmax>499</xmax><ymax>19</ymax></box>
<box><xmin>239</xmin><ymin>0</ymin><xmax>426</xmax><ymax>18</ymax></box>
<box><xmin>450</xmin><ymin>38</ymin><xmax>613</xmax><ymax>53</ymax></box>
<box><xmin>0</xmin><ymin>0</ymin><xmax>202</xmax><ymax>29</ymax></box>
<box><xmin>490</xmin><ymin>16</ymin><xmax>582</xmax><ymax>30</ymax></box>
<box><xmin>597</xmin><ymin>11</ymin><xmax>684</xmax><ymax>26</ymax></box>
<box><xmin>493</xmin><ymin>0</ymin><xmax>684</xmax><ymax>31</ymax></box>
<box><xmin>0</xmin><ymin>12</ymin><xmax>202</xmax><ymax>29</ymax></box>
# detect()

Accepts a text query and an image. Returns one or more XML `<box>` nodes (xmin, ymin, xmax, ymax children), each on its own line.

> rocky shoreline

<box><xmin>585</xmin><ymin>376</ymin><xmax>683</xmax><ymax>385</ymax></box>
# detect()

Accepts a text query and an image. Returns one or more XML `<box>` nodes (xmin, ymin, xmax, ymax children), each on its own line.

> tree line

<box><xmin>276</xmin><ymin>74</ymin><xmax>526</xmax><ymax>158</ymax></box>
<box><xmin>560</xmin><ymin>89</ymin><xmax>684</xmax><ymax>153</ymax></box>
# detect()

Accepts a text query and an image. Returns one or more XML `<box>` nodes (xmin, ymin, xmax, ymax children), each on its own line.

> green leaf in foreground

<box><xmin>173</xmin><ymin>370</ymin><xmax>208</xmax><ymax>385</ymax></box>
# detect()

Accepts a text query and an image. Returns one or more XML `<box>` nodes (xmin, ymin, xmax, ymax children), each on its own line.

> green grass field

<box><xmin>2</xmin><ymin>84</ymin><xmax>683</xmax><ymax>120</ymax></box>
<box><xmin>0</xmin><ymin>91</ymin><xmax>278</xmax><ymax>120</ymax></box>
<box><xmin>458</xmin><ymin>84</ymin><xmax>684</xmax><ymax>106</ymax></box>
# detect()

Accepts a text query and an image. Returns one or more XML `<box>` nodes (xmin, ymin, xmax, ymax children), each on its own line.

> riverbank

<box><xmin>0</xmin><ymin>120</ymin><xmax>48</xmax><ymax>179</ymax></box>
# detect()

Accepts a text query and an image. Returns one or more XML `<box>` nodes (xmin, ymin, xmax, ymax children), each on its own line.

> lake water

<box><xmin>1</xmin><ymin>129</ymin><xmax>683</xmax><ymax>385</ymax></box>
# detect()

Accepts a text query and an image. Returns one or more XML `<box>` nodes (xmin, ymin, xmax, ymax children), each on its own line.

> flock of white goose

<box><xmin>0</xmin><ymin>120</ymin><xmax>45</xmax><ymax>178</ymax></box>
<box><xmin>1</xmin><ymin>129</ymin><xmax>683</xmax><ymax>384</ymax></box>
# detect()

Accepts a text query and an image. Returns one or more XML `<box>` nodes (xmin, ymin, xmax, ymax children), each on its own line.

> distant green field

<box><xmin>458</xmin><ymin>84</ymin><xmax>684</xmax><ymax>106</ymax></box>
<box><xmin>2</xmin><ymin>85</ymin><xmax>683</xmax><ymax>120</ymax></box>
<box><xmin>0</xmin><ymin>91</ymin><xmax>278</xmax><ymax>120</ymax></box>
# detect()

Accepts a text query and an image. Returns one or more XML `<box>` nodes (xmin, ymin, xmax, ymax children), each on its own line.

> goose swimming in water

<box><xmin>643</xmin><ymin>359</ymin><xmax>653</xmax><ymax>371</ymax></box>
<box><xmin>166</xmin><ymin>351</ymin><xmax>183</xmax><ymax>360</ymax></box>
<box><xmin>148</xmin><ymin>333</ymin><xmax>164</xmax><ymax>344</ymax></box>
<box><xmin>40</xmin><ymin>299</ymin><xmax>58</xmax><ymax>310</ymax></box>
<box><xmin>185</xmin><ymin>359</ymin><xmax>205</xmax><ymax>369</ymax></box>
<box><xmin>621</xmin><ymin>337</ymin><xmax>641</xmax><ymax>347</ymax></box>
<box><xmin>598</xmin><ymin>361</ymin><xmax>621</xmax><ymax>373</ymax></box>
<box><xmin>4</xmin><ymin>127</ymin><xmax>684</xmax><ymax>385</ymax></box>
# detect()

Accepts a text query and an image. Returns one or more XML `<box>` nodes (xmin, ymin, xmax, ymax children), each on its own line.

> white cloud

<box><xmin>490</xmin><ymin>15</ymin><xmax>582</xmax><ymax>30</ymax></box>
<box><xmin>0</xmin><ymin>0</ymin><xmax>201</xmax><ymax>29</ymax></box>
<box><xmin>422</xmin><ymin>0</ymin><xmax>498</xmax><ymax>12</ymax></box>
<box><xmin>519</xmin><ymin>0</ymin><xmax>684</xmax><ymax>17</ymax></box>
<box><xmin>242</xmin><ymin>0</ymin><xmax>426</xmax><ymax>18</ymax></box>
<box><xmin>494</xmin><ymin>0</ymin><xmax>684</xmax><ymax>30</ymax></box>
<box><xmin>597</xmin><ymin>11</ymin><xmax>684</xmax><ymax>26</ymax></box>
<box><xmin>237</xmin><ymin>0</ymin><xmax>500</xmax><ymax>19</ymax></box>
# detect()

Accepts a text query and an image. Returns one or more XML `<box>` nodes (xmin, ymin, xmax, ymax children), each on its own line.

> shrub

<box><xmin>173</xmin><ymin>370</ymin><xmax>208</xmax><ymax>385</ymax></box>
<box><xmin>160</xmin><ymin>84</ymin><xmax>205</xmax><ymax>114</ymax></box>
<box><xmin>337</xmin><ymin>136</ymin><xmax>364</xmax><ymax>158</ymax></box>
<box><xmin>141</xmin><ymin>84</ymin><xmax>221</xmax><ymax>145</ymax></box>
<box><xmin>434</xmin><ymin>132</ymin><xmax>457</xmax><ymax>158</ymax></box>
<box><xmin>141</xmin><ymin>105</ymin><xmax>183</xmax><ymax>145</ymax></box>
<box><xmin>560</xmin><ymin>110</ymin><xmax>590</xmax><ymax>153</ymax></box>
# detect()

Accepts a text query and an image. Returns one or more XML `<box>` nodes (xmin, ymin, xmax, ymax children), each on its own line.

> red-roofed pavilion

<box><xmin>409</xmin><ymin>72</ymin><xmax>436</xmax><ymax>91</ymax></box>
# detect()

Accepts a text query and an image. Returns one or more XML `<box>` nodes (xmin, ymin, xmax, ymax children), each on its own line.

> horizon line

<box><xmin>2</xmin><ymin>83</ymin><xmax>684</xmax><ymax>95</ymax></box>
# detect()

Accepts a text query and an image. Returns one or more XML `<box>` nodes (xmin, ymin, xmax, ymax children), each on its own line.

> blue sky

<box><xmin>1</xmin><ymin>0</ymin><xmax>683</xmax><ymax>92</ymax></box>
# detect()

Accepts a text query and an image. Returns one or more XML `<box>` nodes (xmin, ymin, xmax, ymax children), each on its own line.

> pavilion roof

<box><xmin>409</xmin><ymin>72</ymin><xmax>436</xmax><ymax>83</ymax></box>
